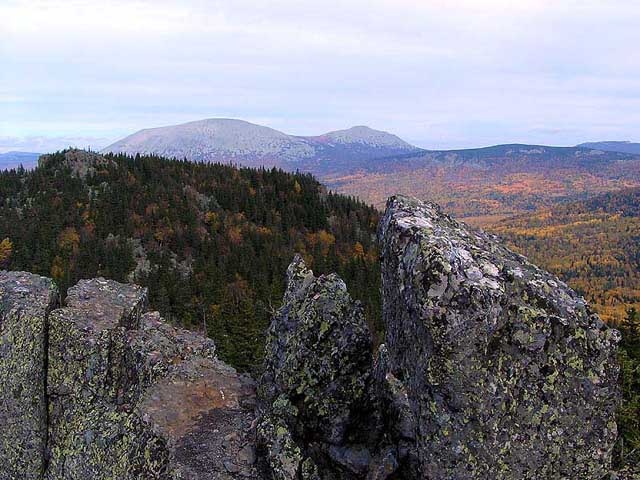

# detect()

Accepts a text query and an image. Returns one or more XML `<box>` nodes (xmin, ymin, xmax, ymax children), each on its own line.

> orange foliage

<box><xmin>0</xmin><ymin>238</ymin><xmax>12</xmax><ymax>266</ymax></box>
<box><xmin>57</xmin><ymin>227</ymin><xmax>80</xmax><ymax>252</ymax></box>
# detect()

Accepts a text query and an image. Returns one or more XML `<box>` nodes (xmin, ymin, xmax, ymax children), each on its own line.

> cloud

<box><xmin>0</xmin><ymin>135</ymin><xmax>111</xmax><ymax>154</ymax></box>
<box><xmin>1</xmin><ymin>0</ymin><xmax>639</xmax><ymax>150</ymax></box>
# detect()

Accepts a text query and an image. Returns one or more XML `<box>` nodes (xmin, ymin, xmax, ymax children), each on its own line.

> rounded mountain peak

<box><xmin>320</xmin><ymin>125</ymin><xmax>414</xmax><ymax>148</ymax></box>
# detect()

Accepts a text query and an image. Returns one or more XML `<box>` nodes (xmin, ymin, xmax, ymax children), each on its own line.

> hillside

<box><xmin>103</xmin><ymin>120</ymin><xmax>640</xmax><ymax>223</ymax></box>
<box><xmin>0</xmin><ymin>150</ymin><xmax>381</xmax><ymax>370</ymax></box>
<box><xmin>487</xmin><ymin>188</ymin><xmax>640</xmax><ymax>323</ymax></box>
<box><xmin>579</xmin><ymin>141</ymin><xmax>640</xmax><ymax>155</ymax></box>
<box><xmin>103</xmin><ymin>118</ymin><xmax>420</xmax><ymax>169</ymax></box>
<box><xmin>324</xmin><ymin>144</ymin><xmax>640</xmax><ymax>221</ymax></box>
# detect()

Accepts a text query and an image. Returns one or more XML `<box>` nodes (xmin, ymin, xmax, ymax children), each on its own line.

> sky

<box><xmin>1</xmin><ymin>0</ymin><xmax>639</xmax><ymax>152</ymax></box>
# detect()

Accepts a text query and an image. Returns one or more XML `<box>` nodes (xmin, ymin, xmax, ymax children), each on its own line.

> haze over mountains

<box><xmin>578</xmin><ymin>141</ymin><xmax>640</xmax><ymax>155</ymax></box>
<box><xmin>0</xmin><ymin>151</ymin><xmax>40</xmax><ymax>170</ymax></box>
<box><xmin>103</xmin><ymin>118</ymin><xmax>419</xmax><ymax>169</ymax></box>
<box><xmin>6</xmin><ymin>118</ymin><xmax>640</xmax><ymax>224</ymax></box>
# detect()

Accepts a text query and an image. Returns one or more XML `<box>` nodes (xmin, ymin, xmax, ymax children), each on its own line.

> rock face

<box><xmin>0</xmin><ymin>275</ymin><xmax>261</xmax><ymax>479</ymax></box>
<box><xmin>45</xmin><ymin>279</ymin><xmax>162</xmax><ymax>479</ymax></box>
<box><xmin>0</xmin><ymin>195</ymin><xmax>623</xmax><ymax>479</ymax></box>
<box><xmin>258</xmin><ymin>255</ymin><xmax>376</xmax><ymax>479</ymax></box>
<box><xmin>377</xmin><ymin>195</ymin><xmax>620</xmax><ymax>479</ymax></box>
<box><xmin>38</xmin><ymin>149</ymin><xmax>116</xmax><ymax>178</ymax></box>
<box><xmin>0</xmin><ymin>272</ymin><xmax>58</xmax><ymax>480</ymax></box>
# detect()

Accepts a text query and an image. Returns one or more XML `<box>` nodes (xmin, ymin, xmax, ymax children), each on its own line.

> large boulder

<box><xmin>258</xmin><ymin>255</ymin><xmax>376</xmax><ymax>479</ymax></box>
<box><xmin>45</xmin><ymin>277</ymin><xmax>262</xmax><ymax>479</ymax></box>
<box><xmin>377</xmin><ymin>195</ymin><xmax>621</xmax><ymax>479</ymax></box>
<box><xmin>0</xmin><ymin>272</ymin><xmax>262</xmax><ymax>479</ymax></box>
<box><xmin>0</xmin><ymin>271</ymin><xmax>59</xmax><ymax>480</ymax></box>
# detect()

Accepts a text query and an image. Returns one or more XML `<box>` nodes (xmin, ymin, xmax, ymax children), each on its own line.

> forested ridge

<box><xmin>0</xmin><ymin>150</ymin><xmax>381</xmax><ymax>370</ymax></box>
<box><xmin>0</xmin><ymin>150</ymin><xmax>638</xmax><ymax>466</ymax></box>
<box><xmin>488</xmin><ymin>188</ymin><xmax>640</xmax><ymax>324</ymax></box>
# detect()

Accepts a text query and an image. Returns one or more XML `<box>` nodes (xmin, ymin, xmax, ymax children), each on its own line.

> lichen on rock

<box><xmin>377</xmin><ymin>195</ymin><xmax>621</xmax><ymax>479</ymax></box>
<box><xmin>0</xmin><ymin>271</ymin><xmax>59</xmax><ymax>480</ymax></box>
<box><xmin>258</xmin><ymin>254</ymin><xmax>375</xmax><ymax>478</ymax></box>
<box><xmin>0</xmin><ymin>273</ymin><xmax>262</xmax><ymax>479</ymax></box>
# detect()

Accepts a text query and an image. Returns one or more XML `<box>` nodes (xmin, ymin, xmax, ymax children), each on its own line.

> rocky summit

<box><xmin>257</xmin><ymin>254</ymin><xmax>376</xmax><ymax>479</ymax></box>
<box><xmin>377</xmin><ymin>196</ymin><xmax>621</xmax><ymax>479</ymax></box>
<box><xmin>0</xmin><ymin>195</ymin><xmax>623</xmax><ymax>479</ymax></box>
<box><xmin>1</xmin><ymin>275</ymin><xmax>260</xmax><ymax>480</ymax></box>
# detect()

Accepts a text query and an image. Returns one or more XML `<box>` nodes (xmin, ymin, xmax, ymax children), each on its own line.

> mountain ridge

<box><xmin>102</xmin><ymin>118</ymin><xmax>640</xmax><ymax>181</ymax></box>
<box><xmin>0</xmin><ymin>151</ymin><xmax>40</xmax><ymax>170</ymax></box>
<box><xmin>103</xmin><ymin>118</ymin><xmax>421</xmax><ymax>168</ymax></box>
<box><xmin>578</xmin><ymin>141</ymin><xmax>640</xmax><ymax>155</ymax></box>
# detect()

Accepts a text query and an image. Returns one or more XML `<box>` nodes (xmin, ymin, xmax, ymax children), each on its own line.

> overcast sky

<box><xmin>1</xmin><ymin>0</ymin><xmax>639</xmax><ymax>152</ymax></box>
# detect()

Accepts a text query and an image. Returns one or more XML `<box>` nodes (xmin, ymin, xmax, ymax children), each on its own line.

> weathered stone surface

<box><xmin>378</xmin><ymin>195</ymin><xmax>621</xmax><ymax>479</ymax></box>
<box><xmin>39</xmin><ymin>149</ymin><xmax>116</xmax><ymax>179</ymax></box>
<box><xmin>0</xmin><ymin>271</ymin><xmax>58</xmax><ymax>480</ymax></box>
<box><xmin>45</xmin><ymin>278</ymin><xmax>165</xmax><ymax>479</ymax></box>
<box><xmin>132</xmin><ymin>312</ymin><xmax>263</xmax><ymax>479</ymax></box>
<box><xmin>258</xmin><ymin>255</ymin><xmax>375</xmax><ymax>479</ymax></box>
<box><xmin>0</xmin><ymin>194</ymin><xmax>626</xmax><ymax>479</ymax></box>
<box><xmin>0</xmin><ymin>273</ymin><xmax>264</xmax><ymax>479</ymax></box>
<box><xmin>40</xmin><ymin>277</ymin><xmax>262</xmax><ymax>479</ymax></box>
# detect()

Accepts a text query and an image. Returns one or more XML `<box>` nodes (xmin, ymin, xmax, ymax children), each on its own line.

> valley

<box><xmin>486</xmin><ymin>188</ymin><xmax>640</xmax><ymax>324</ymax></box>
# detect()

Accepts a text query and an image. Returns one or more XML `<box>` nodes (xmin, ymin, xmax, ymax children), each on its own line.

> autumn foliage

<box><xmin>0</xmin><ymin>152</ymin><xmax>381</xmax><ymax>370</ymax></box>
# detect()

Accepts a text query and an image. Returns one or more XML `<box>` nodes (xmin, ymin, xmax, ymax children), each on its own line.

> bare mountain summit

<box><xmin>305</xmin><ymin>125</ymin><xmax>413</xmax><ymax>148</ymax></box>
<box><xmin>103</xmin><ymin>118</ymin><xmax>420</xmax><ymax>169</ymax></box>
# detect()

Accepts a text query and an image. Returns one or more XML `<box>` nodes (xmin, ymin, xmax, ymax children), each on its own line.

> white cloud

<box><xmin>1</xmin><ymin>0</ymin><xmax>639</xmax><ymax>150</ymax></box>
<box><xmin>0</xmin><ymin>135</ymin><xmax>112</xmax><ymax>154</ymax></box>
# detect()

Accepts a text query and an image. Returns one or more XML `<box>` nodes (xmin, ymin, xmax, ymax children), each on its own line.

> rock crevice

<box><xmin>0</xmin><ymin>195</ymin><xmax>623</xmax><ymax>479</ymax></box>
<box><xmin>0</xmin><ymin>275</ymin><xmax>261</xmax><ymax>480</ymax></box>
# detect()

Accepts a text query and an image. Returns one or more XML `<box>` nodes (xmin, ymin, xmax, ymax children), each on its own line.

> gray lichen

<box><xmin>0</xmin><ymin>271</ymin><xmax>59</xmax><ymax>480</ymax></box>
<box><xmin>258</xmin><ymin>254</ymin><xmax>375</xmax><ymax>479</ymax></box>
<box><xmin>377</xmin><ymin>195</ymin><xmax>621</xmax><ymax>479</ymax></box>
<box><xmin>0</xmin><ymin>195</ymin><xmax>624</xmax><ymax>480</ymax></box>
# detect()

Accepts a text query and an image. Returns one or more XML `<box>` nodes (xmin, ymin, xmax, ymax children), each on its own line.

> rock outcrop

<box><xmin>257</xmin><ymin>255</ymin><xmax>377</xmax><ymax>479</ymax></box>
<box><xmin>0</xmin><ymin>272</ymin><xmax>58</xmax><ymax>480</ymax></box>
<box><xmin>0</xmin><ymin>275</ymin><xmax>261</xmax><ymax>479</ymax></box>
<box><xmin>0</xmin><ymin>195</ymin><xmax>623</xmax><ymax>479</ymax></box>
<box><xmin>255</xmin><ymin>196</ymin><xmax>621</xmax><ymax>479</ymax></box>
<box><xmin>38</xmin><ymin>150</ymin><xmax>116</xmax><ymax>178</ymax></box>
<box><xmin>377</xmin><ymin>195</ymin><xmax>621</xmax><ymax>479</ymax></box>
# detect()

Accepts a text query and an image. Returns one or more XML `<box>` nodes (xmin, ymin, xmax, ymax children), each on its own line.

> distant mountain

<box><xmin>321</xmin><ymin>143</ymin><xmax>640</xmax><ymax>220</ymax></box>
<box><xmin>578</xmin><ymin>141</ymin><xmax>640</xmax><ymax>155</ymax></box>
<box><xmin>303</xmin><ymin>125</ymin><xmax>413</xmax><ymax>148</ymax></box>
<box><xmin>103</xmin><ymin>119</ymin><xmax>640</xmax><ymax>221</ymax></box>
<box><xmin>336</xmin><ymin>143</ymin><xmax>634</xmax><ymax>172</ymax></box>
<box><xmin>103</xmin><ymin>118</ymin><xmax>420</xmax><ymax>168</ymax></box>
<box><xmin>0</xmin><ymin>151</ymin><xmax>40</xmax><ymax>170</ymax></box>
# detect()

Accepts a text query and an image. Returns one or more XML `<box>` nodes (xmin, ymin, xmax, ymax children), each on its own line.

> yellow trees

<box><xmin>0</xmin><ymin>238</ymin><xmax>12</xmax><ymax>267</ymax></box>
<box><xmin>57</xmin><ymin>227</ymin><xmax>80</xmax><ymax>252</ymax></box>
<box><xmin>353</xmin><ymin>241</ymin><xmax>365</xmax><ymax>259</ymax></box>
